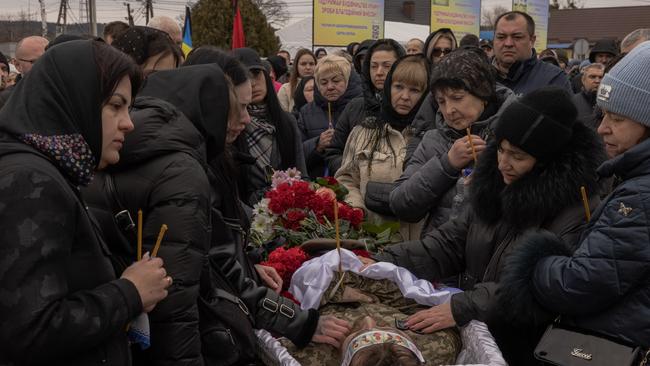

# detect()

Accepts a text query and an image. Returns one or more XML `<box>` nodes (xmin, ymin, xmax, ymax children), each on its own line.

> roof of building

<box><xmin>548</xmin><ymin>6</ymin><xmax>650</xmax><ymax>44</ymax></box>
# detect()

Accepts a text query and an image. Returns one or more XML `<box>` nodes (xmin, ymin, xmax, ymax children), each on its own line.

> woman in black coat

<box><xmin>0</xmin><ymin>40</ymin><xmax>170</xmax><ymax>366</ymax></box>
<box><xmin>362</xmin><ymin>87</ymin><xmax>606</xmax><ymax>365</ymax></box>
<box><xmin>84</xmin><ymin>64</ymin><xmax>229</xmax><ymax>365</ymax></box>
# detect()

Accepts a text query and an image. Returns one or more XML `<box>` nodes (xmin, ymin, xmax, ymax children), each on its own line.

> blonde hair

<box><xmin>426</xmin><ymin>30</ymin><xmax>457</xmax><ymax>60</ymax></box>
<box><xmin>391</xmin><ymin>57</ymin><xmax>428</xmax><ymax>91</ymax></box>
<box><xmin>314</xmin><ymin>55</ymin><xmax>352</xmax><ymax>84</ymax></box>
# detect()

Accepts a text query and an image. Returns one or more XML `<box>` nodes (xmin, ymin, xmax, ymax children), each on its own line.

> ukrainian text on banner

<box><xmin>512</xmin><ymin>0</ymin><xmax>549</xmax><ymax>50</ymax></box>
<box><xmin>430</xmin><ymin>0</ymin><xmax>481</xmax><ymax>41</ymax></box>
<box><xmin>313</xmin><ymin>0</ymin><xmax>385</xmax><ymax>46</ymax></box>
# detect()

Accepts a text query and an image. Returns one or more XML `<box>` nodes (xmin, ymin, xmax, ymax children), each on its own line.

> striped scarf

<box><xmin>245</xmin><ymin>104</ymin><xmax>276</xmax><ymax>171</ymax></box>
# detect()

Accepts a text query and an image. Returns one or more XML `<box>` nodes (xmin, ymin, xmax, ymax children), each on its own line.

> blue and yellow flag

<box><xmin>182</xmin><ymin>6</ymin><xmax>192</xmax><ymax>56</ymax></box>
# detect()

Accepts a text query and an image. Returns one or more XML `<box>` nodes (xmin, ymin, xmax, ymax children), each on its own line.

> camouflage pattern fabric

<box><xmin>281</xmin><ymin>272</ymin><xmax>461</xmax><ymax>365</ymax></box>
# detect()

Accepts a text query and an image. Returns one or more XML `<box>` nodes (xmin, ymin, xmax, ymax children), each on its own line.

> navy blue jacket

<box><xmin>496</xmin><ymin>50</ymin><xmax>571</xmax><ymax>94</ymax></box>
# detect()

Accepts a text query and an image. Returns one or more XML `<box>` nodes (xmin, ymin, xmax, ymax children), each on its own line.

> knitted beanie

<box><xmin>494</xmin><ymin>86</ymin><xmax>577</xmax><ymax>159</ymax></box>
<box><xmin>596</xmin><ymin>41</ymin><xmax>650</xmax><ymax>127</ymax></box>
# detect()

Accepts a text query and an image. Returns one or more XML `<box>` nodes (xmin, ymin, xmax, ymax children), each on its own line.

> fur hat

<box><xmin>596</xmin><ymin>41</ymin><xmax>650</xmax><ymax>127</ymax></box>
<box><xmin>429</xmin><ymin>47</ymin><xmax>494</xmax><ymax>102</ymax></box>
<box><xmin>494</xmin><ymin>86</ymin><xmax>577</xmax><ymax>159</ymax></box>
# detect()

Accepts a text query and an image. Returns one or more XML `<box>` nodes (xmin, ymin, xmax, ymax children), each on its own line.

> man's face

<box><xmin>15</xmin><ymin>39</ymin><xmax>46</xmax><ymax>74</ymax></box>
<box><xmin>493</xmin><ymin>15</ymin><xmax>536</xmax><ymax>68</ymax></box>
<box><xmin>581</xmin><ymin>67</ymin><xmax>604</xmax><ymax>93</ymax></box>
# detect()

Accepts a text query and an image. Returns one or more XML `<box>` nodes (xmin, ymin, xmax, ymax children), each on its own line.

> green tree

<box><xmin>192</xmin><ymin>0</ymin><xmax>281</xmax><ymax>56</ymax></box>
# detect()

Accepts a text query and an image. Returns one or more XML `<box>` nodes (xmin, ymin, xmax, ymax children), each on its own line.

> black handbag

<box><xmin>534</xmin><ymin>321</ymin><xmax>643</xmax><ymax>366</ymax></box>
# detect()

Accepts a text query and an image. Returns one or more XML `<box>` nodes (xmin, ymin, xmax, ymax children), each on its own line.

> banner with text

<box><xmin>313</xmin><ymin>0</ymin><xmax>385</xmax><ymax>46</ymax></box>
<box><xmin>512</xmin><ymin>0</ymin><xmax>549</xmax><ymax>50</ymax></box>
<box><xmin>430</xmin><ymin>0</ymin><xmax>481</xmax><ymax>41</ymax></box>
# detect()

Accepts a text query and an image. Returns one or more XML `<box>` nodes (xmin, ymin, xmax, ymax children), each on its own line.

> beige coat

<box><xmin>335</xmin><ymin>123</ymin><xmax>422</xmax><ymax>240</ymax></box>
<box><xmin>277</xmin><ymin>82</ymin><xmax>294</xmax><ymax>112</ymax></box>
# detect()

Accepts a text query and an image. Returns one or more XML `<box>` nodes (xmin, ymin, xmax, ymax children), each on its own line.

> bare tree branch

<box><xmin>481</xmin><ymin>5</ymin><xmax>509</xmax><ymax>29</ymax></box>
<box><xmin>249</xmin><ymin>0</ymin><xmax>289</xmax><ymax>27</ymax></box>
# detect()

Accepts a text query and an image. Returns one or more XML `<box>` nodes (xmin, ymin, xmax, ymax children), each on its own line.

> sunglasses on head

<box><xmin>431</xmin><ymin>47</ymin><xmax>452</xmax><ymax>57</ymax></box>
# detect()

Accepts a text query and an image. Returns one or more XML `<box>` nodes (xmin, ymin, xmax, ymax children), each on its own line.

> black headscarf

<box><xmin>292</xmin><ymin>75</ymin><xmax>314</xmax><ymax>114</ymax></box>
<box><xmin>379</xmin><ymin>54</ymin><xmax>431</xmax><ymax>130</ymax></box>
<box><xmin>267</xmin><ymin>55</ymin><xmax>288</xmax><ymax>79</ymax></box>
<box><xmin>138</xmin><ymin>64</ymin><xmax>229</xmax><ymax>159</ymax></box>
<box><xmin>112</xmin><ymin>26</ymin><xmax>178</xmax><ymax>66</ymax></box>
<box><xmin>0</xmin><ymin>40</ymin><xmax>103</xmax><ymax>186</ymax></box>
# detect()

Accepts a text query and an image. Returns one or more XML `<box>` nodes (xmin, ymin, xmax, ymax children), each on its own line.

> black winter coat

<box><xmin>495</xmin><ymin>50</ymin><xmax>572</xmax><ymax>94</ymax></box>
<box><xmin>297</xmin><ymin>71</ymin><xmax>362</xmax><ymax>178</ymax></box>
<box><xmin>390</xmin><ymin>86</ymin><xmax>515</xmax><ymax>235</ymax></box>
<box><xmin>501</xmin><ymin>137</ymin><xmax>650</xmax><ymax>349</ymax></box>
<box><xmin>375</xmin><ymin>123</ymin><xmax>605</xmax><ymax>365</ymax></box>
<box><xmin>84</xmin><ymin>96</ymin><xmax>211</xmax><ymax>366</ymax></box>
<box><xmin>207</xmin><ymin>157</ymin><xmax>320</xmax><ymax>348</ymax></box>
<box><xmin>573</xmin><ymin>90</ymin><xmax>600</xmax><ymax>130</ymax></box>
<box><xmin>0</xmin><ymin>143</ymin><xmax>143</xmax><ymax>366</ymax></box>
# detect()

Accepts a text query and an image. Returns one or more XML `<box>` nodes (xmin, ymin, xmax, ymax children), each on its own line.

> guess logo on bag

<box><xmin>571</xmin><ymin>348</ymin><xmax>593</xmax><ymax>360</ymax></box>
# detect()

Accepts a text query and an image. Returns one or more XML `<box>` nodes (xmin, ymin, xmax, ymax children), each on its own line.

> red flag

<box><xmin>231</xmin><ymin>0</ymin><xmax>245</xmax><ymax>49</ymax></box>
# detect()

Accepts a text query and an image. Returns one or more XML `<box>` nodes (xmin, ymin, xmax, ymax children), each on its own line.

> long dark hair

<box><xmin>184</xmin><ymin>46</ymin><xmax>249</xmax><ymax>86</ymax></box>
<box><xmin>255</xmin><ymin>68</ymin><xmax>297</xmax><ymax>169</ymax></box>
<box><xmin>93</xmin><ymin>40</ymin><xmax>142</xmax><ymax>105</ymax></box>
<box><xmin>289</xmin><ymin>49</ymin><xmax>316</xmax><ymax>96</ymax></box>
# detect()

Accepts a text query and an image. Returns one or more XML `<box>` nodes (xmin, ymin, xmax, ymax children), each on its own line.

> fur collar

<box><xmin>470</xmin><ymin>122</ymin><xmax>605</xmax><ymax>228</ymax></box>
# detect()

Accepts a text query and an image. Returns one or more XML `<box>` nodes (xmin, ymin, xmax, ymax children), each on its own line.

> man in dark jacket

<box><xmin>492</xmin><ymin>11</ymin><xmax>571</xmax><ymax>94</ymax></box>
<box><xmin>0</xmin><ymin>36</ymin><xmax>48</xmax><ymax>109</ymax></box>
<box><xmin>573</xmin><ymin>62</ymin><xmax>604</xmax><ymax>130</ymax></box>
<box><xmin>323</xmin><ymin>39</ymin><xmax>405</xmax><ymax>174</ymax></box>
<box><xmin>570</xmin><ymin>39</ymin><xmax>619</xmax><ymax>93</ymax></box>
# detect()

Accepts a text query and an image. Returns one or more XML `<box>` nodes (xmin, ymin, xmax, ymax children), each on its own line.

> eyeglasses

<box><xmin>431</xmin><ymin>48</ymin><xmax>452</xmax><ymax>57</ymax></box>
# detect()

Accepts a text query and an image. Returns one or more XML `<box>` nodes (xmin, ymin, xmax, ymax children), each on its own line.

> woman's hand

<box><xmin>311</xmin><ymin>315</ymin><xmax>351</xmax><ymax>348</ymax></box>
<box><xmin>447</xmin><ymin>135</ymin><xmax>486</xmax><ymax>170</ymax></box>
<box><xmin>121</xmin><ymin>253</ymin><xmax>171</xmax><ymax>313</ymax></box>
<box><xmin>405</xmin><ymin>302</ymin><xmax>456</xmax><ymax>333</ymax></box>
<box><xmin>255</xmin><ymin>264</ymin><xmax>283</xmax><ymax>293</ymax></box>
<box><xmin>316</xmin><ymin>129</ymin><xmax>334</xmax><ymax>153</ymax></box>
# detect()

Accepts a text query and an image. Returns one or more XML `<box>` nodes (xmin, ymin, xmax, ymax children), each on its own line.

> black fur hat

<box><xmin>494</xmin><ymin>86</ymin><xmax>577</xmax><ymax>159</ymax></box>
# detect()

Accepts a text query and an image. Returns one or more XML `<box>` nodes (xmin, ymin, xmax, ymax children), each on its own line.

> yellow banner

<box><xmin>313</xmin><ymin>0</ymin><xmax>385</xmax><ymax>46</ymax></box>
<box><xmin>512</xmin><ymin>0</ymin><xmax>549</xmax><ymax>50</ymax></box>
<box><xmin>430</xmin><ymin>0</ymin><xmax>481</xmax><ymax>41</ymax></box>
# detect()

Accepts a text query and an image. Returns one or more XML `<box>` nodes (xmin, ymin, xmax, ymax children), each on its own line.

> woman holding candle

<box><xmin>297</xmin><ymin>54</ymin><xmax>362</xmax><ymax>178</ymax></box>
<box><xmin>499</xmin><ymin>41</ymin><xmax>650</xmax><ymax>358</ymax></box>
<box><xmin>390</xmin><ymin>48</ymin><xmax>516</xmax><ymax>236</ymax></box>
<box><xmin>335</xmin><ymin>54</ymin><xmax>430</xmax><ymax>241</ymax></box>
<box><xmin>361</xmin><ymin>86</ymin><xmax>606</xmax><ymax>365</ymax></box>
<box><xmin>0</xmin><ymin>40</ymin><xmax>171</xmax><ymax>365</ymax></box>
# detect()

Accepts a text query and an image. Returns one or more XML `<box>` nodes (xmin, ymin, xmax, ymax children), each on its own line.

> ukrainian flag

<box><xmin>182</xmin><ymin>6</ymin><xmax>192</xmax><ymax>56</ymax></box>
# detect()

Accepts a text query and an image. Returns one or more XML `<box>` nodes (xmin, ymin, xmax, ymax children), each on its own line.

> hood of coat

<box><xmin>470</xmin><ymin>122</ymin><xmax>605</xmax><ymax>228</ymax></box>
<box><xmin>423</xmin><ymin>28</ymin><xmax>457</xmax><ymax>61</ymax></box>
<box><xmin>135</xmin><ymin>64</ymin><xmax>229</xmax><ymax>161</ymax></box>
<box><xmin>313</xmin><ymin>69</ymin><xmax>363</xmax><ymax>112</ymax></box>
<box><xmin>114</xmin><ymin>96</ymin><xmax>207</xmax><ymax>168</ymax></box>
<box><xmin>589</xmin><ymin>39</ymin><xmax>619</xmax><ymax>62</ymax></box>
<box><xmin>598</xmin><ymin>137</ymin><xmax>650</xmax><ymax>181</ymax></box>
<box><xmin>361</xmin><ymin>39</ymin><xmax>406</xmax><ymax>98</ymax></box>
<box><xmin>435</xmin><ymin>84</ymin><xmax>516</xmax><ymax>141</ymax></box>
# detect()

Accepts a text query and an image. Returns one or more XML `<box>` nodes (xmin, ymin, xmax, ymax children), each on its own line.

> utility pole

<box><xmin>88</xmin><ymin>0</ymin><xmax>97</xmax><ymax>36</ymax></box>
<box><xmin>125</xmin><ymin>2</ymin><xmax>134</xmax><ymax>26</ymax></box>
<box><xmin>56</xmin><ymin>0</ymin><xmax>68</xmax><ymax>35</ymax></box>
<box><xmin>145</xmin><ymin>0</ymin><xmax>153</xmax><ymax>24</ymax></box>
<box><xmin>38</xmin><ymin>0</ymin><xmax>48</xmax><ymax>37</ymax></box>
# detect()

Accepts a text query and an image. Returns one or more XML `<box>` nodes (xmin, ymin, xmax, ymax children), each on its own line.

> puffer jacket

<box><xmin>208</xmin><ymin>150</ymin><xmax>320</xmax><ymax>348</ymax></box>
<box><xmin>501</xmin><ymin>137</ymin><xmax>650</xmax><ymax>348</ymax></box>
<box><xmin>0</xmin><ymin>141</ymin><xmax>142</xmax><ymax>366</ymax></box>
<box><xmin>375</xmin><ymin>123</ymin><xmax>605</xmax><ymax>365</ymax></box>
<box><xmin>297</xmin><ymin>71</ymin><xmax>362</xmax><ymax>178</ymax></box>
<box><xmin>390</xmin><ymin>87</ymin><xmax>515</xmax><ymax>235</ymax></box>
<box><xmin>83</xmin><ymin>96</ymin><xmax>211</xmax><ymax>366</ymax></box>
<box><xmin>495</xmin><ymin>49</ymin><xmax>571</xmax><ymax>94</ymax></box>
<box><xmin>324</xmin><ymin>39</ymin><xmax>405</xmax><ymax>174</ymax></box>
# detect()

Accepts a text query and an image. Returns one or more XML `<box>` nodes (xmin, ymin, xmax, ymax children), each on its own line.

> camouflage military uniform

<box><xmin>281</xmin><ymin>272</ymin><xmax>461</xmax><ymax>365</ymax></box>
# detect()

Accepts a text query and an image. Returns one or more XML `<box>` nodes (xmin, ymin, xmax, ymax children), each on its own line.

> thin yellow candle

<box><xmin>151</xmin><ymin>224</ymin><xmax>168</xmax><ymax>258</ymax></box>
<box><xmin>580</xmin><ymin>186</ymin><xmax>591</xmax><ymax>222</ymax></box>
<box><xmin>333</xmin><ymin>200</ymin><xmax>342</xmax><ymax>275</ymax></box>
<box><xmin>137</xmin><ymin>210</ymin><xmax>143</xmax><ymax>261</ymax></box>
<box><xmin>466</xmin><ymin>128</ymin><xmax>478</xmax><ymax>165</ymax></box>
<box><xmin>328</xmin><ymin>102</ymin><xmax>333</xmax><ymax>129</ymax></box>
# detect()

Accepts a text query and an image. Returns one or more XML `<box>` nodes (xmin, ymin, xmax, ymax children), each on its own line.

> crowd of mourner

<box><xmin>0</xmin><ymin>10</ymin><xmax>649</xmax><ymax>366</ymax></box>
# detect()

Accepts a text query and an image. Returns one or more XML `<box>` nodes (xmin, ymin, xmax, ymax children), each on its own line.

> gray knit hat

<box><xmin>596</xmin><ymin>41</ymin><xmax>650</xmax><ymax>127</ymax></box>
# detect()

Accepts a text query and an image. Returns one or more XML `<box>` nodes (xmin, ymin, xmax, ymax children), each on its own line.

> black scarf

<box><xmin>0</xmin><ymin>40</ymin><xmax>102</xmax><ymax>186</ymax></box>
<box><xmin>138</xmin><ymin>64</ymin><xmax>229</xmax><ymax>160</ymax></box>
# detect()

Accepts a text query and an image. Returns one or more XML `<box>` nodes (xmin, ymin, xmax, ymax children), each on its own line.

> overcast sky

<box><xmin>0</xmin><ymin>0</ymin><xmax>648</xmax><ymax>28</ymax></box>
